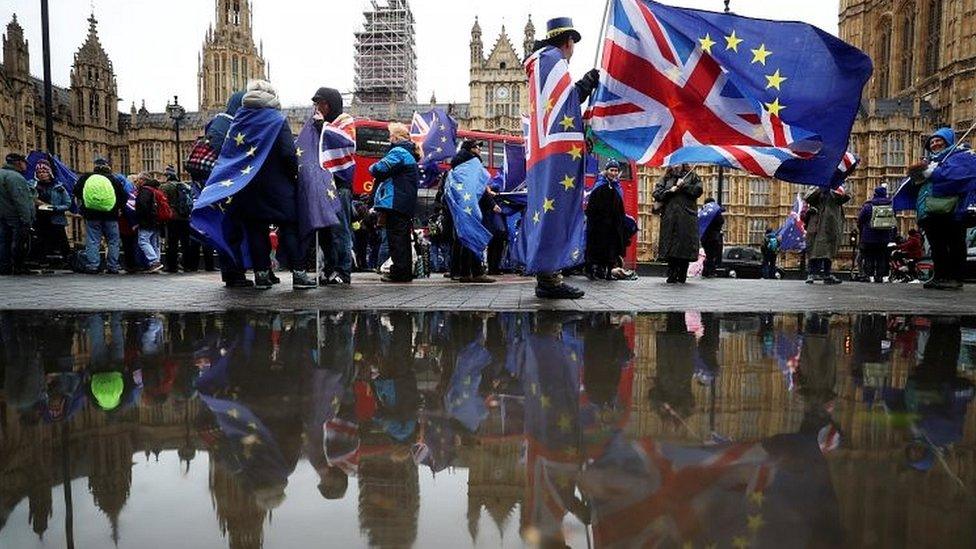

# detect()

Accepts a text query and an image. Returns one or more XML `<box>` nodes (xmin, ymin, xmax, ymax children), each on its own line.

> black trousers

<box><xmin>702</xmin><ymin>238</ymin><xmax>722</xmax><ymax>276</ymax></box>
<box><xmin>244</xmin><ymin>222</ymin><xmax>303</xmax><ymax>273</ymax></box>
<box><xmin>921</xmin><ymin>215</ymin><xmax>967</xmax><ymax>283</ymax></box>
<box><xmin>860</xmin><ymin>243</ymin><xmax>890</xmax><ymax>280</ymax></box>
<box><xmin>36</xmin><ymin>216</ymin><xmax>71</xmax><ymax>264</ymax></box>
<box><xmin>452</xmin><ymin>237</ymin><xmax>485</xmax><ymax>278</ymax></box>
<box><xmin>487</xmin><ymin>234</ymin><xmax>505</xmax><ymax>274</ymax></box>
<box><xmin>385</xmin><ymin>211</ymin><xmax>414</xmax><ymax>280</ymax></box>
<box><xmin>810</xmin><ymin>258</ymin><xmax>834</xmax><ymax>276</ymax></box>
<box><xmin>666</xmin><ymin>258</ymin><xmax>690</xmax><ymax>282</ymax></box>
<box><xmin>165</xmin><ymin>220</ymin><xmax>205</xmax><ymax>272</ymax></box>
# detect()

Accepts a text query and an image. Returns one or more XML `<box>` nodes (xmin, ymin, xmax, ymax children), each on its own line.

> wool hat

<box><xmin>5</xmin><ymin>152</ymin><xmax>26</xmax><ymax>163</ymax></box>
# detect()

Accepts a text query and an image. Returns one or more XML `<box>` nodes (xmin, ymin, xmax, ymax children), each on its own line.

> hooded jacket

<box><xmin>369</xmin><ymin>141</ymin><xmax>420</xmax><ymax>216</ymax></box>
<box><xmin>857</xmin><ymin>186</ymin><xmax>895</xmax><ymax>245</ymax></box>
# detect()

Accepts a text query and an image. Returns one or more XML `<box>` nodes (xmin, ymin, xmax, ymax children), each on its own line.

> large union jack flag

<box><xmin>520</xmin><ymin>46</ymin><xmax>587</xmax><ymax>274</ymax></box>
<box><xmin>320</xmin><ymin>113</ymin><xmax>356</xmax><ymax>187</ymax></box>
<box><xmin>590</xmin><ymin>0</ymin><xmax>873</xmax><ymax>186</ymax></box>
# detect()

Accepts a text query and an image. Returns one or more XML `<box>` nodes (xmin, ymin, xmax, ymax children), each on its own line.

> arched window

<box><xmin>876</xmin><ymin>23</ymin><xmax>892</xmax><ymax>98</ymax></box>
<box><xmin>899</xmin><ymin>6</ymin><xmax>915</xmax><ymax>90</ymax></box>
<box><xmin>232</xmin><ymin>55</ymin><xmax>239</xmax><ymax>89</ymax></box>
<box><xmin>233</xmin><ymin>1</ymin><xmax>241</xmax><ymax>25</ymax></box>
<box><xmin>925</xmin><ymin>0</ymin><xmax>942</xmax><ymax>76</ymax></box>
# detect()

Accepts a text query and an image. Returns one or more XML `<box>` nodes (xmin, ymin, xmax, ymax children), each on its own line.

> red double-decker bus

<box><xmin>349</xmin><ymin>119</ymin><xmax>639</xmax><ymax>267</ymax></box>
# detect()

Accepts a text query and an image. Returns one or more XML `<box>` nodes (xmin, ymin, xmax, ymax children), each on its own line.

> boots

<box><xmin>254</xmin><ymin>271</ymin><xmax>273</xmax><ymax>290</ymax></box>
<box><xmin>292</xmin><ymin>270</ymin><xmax>318</xmax><ymax>290</ymax></box>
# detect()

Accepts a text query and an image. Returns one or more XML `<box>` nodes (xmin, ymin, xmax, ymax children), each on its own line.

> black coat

<box><xmin>135</xmin><ymin>182</ymin><xmax>162</xmax><ymax>229</ymax></box>
<box><xmin>232</xmin><ymin>123</ymin><xmax>299</xmax><ymax>224</ymax></box>
<box><xmin>653</xmin><ymin>170</ymin><xmax>703</xmax><ymax>261</ymax></box>
<box><xmin>585</xmin><ymin>180</ymin><xmax>629</xmax><ymax>266</ymax></box>
<box><xmin>701</xmin><ymin>210</ymin><xmax>724</xmax><ymax>244</ymax></box>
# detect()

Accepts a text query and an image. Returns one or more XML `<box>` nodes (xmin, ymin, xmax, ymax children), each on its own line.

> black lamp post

<box><xmin>40</xmin><ymin>0</ymin><xmax>56</xmax><ymax>155</ymax></box>
<box><xmin>166</xmin><ymin>95</ymin><xmax>186</xmax><ymax>179</ymax></box>
<box><xmin>716</xmin><ymin>0</ymin><xmax>731</xmax><ymax>207</ymax></box>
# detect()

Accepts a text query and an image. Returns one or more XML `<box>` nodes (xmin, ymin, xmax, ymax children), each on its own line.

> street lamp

<box><xmin>166</xmin><ymin>95</ymin><xmax>187</xmax><ymax>180</ymax></box>
<box><xmin>40</xmin><ymin>0</ymin><xmax>56</xmax><ymax>155</ymax></box>
<box><xmin>716</xmin><ymin>0</ymin><xmax>731</xmax><ymax>207</ymax></box>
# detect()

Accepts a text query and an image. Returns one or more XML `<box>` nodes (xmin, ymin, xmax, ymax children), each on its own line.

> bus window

<box><xmin>490</xmin><ymin>141</ymin><xmax>505</xmax><ymax>169</ymax></box>
<box><xmin>356</xmin><ymin>126</ymin><xmax>390</xmax><ymax>158</ymax></box>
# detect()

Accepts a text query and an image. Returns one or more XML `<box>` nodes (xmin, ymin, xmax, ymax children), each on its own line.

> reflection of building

<box><xmin>210</xmin><ymin>463</ymin><xmax>268</xmax><ymax>549</ymax></box>
<box><xmin>358</xmin><ymin>453</ymin><xmax>419</xmax><ymax>548</ymax></box>
<box><xmin>87</xmin><ymin>427</ymin><xmax>135</xmax><ymax>544</ymax></box>
<box><xmin>462</xmin><ymin>442</ymin><xmax>523</xmax><ymax>543</ymax></box>
<box><xmin>467</xmin><ymin>18</ymin><xmax>534</xmax><ymax>135</ymax></box>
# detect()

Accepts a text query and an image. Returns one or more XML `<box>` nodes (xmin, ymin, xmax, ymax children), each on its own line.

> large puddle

<box><xmin>1</xmin><ymin>311</ymin><xmax>974</xmax><ymax>548</ymax></box>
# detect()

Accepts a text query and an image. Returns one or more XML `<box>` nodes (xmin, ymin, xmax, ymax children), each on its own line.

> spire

<box><xmin>471</xmin><ymin>17</ymin><xmax>484</xmax><ymax>66</ymax></box>
<box><xmin>524</xmin><ymin>15</ymin><xmax>536</xmax><ymax>59</ymax></box>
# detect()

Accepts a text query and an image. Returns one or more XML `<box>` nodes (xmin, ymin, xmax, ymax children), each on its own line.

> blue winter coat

<box><xmin>34</xmin><ymin>179</ymin><xmax>72</xmax><ymax>226</ymax></box>
<box><xmin>231</xmin><ymin>122</ymin><xmax>299</xmax><ymax>224</ymax></box>
<box><xmin>369</xmin><ymin>141</ymin><xmax>420</xmax><ymax>216</ymax></box>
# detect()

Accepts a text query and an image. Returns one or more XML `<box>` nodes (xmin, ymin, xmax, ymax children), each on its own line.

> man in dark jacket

<box><xmin>653</xmin><ymin>164</ymin><xmax>703</xmax><ymax>283</ymax></box>
<box><xmin>369</xmin><ymin>122</ymin><xmax>420</xmax><ymax>283</ymax></box>
<box><xmin>700</xmin><ymin>197</ymin><xmax>725</xmax><ymax>278</ymax></box>
<box><xmin>857</xmin><ymin>186</ymin><xmax>896</xmax><ymax>283</ymax></box>
<box><xmin>0</xmin><ymin>153</ymin><xmax>35</xmax><ymax>275</ymax></box>
<box><xmin>308</xmin><ymin>87</ymin><xmax>356</xmax><ymax>285</ymax></box>
<box><xmin>585</xmin><ymin>159</ymin><xmax>630</xmax><ymax>280</ymax></box>
<box><xmin>73</xmin><ymin>158</ymin><xmax>128</xmax><ymax>274</ymax></box>
<box><xmin>445</xmin><ymin>140</ymin><xmax>498</xmax><ymax>283</ymax></box>
<box><xmin>134</xmin><ymin>173</ymin><xmax>164</xmax><ymax>273</ymax></box>
<box><xmin>161</xmin><ymin>170</ymin><xmax>202</xmax><ymax>273</ymax></box>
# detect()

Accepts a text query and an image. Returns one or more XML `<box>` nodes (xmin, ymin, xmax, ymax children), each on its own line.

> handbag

<box><xmin>185</xmin><ymin>136</ymin><xmax>219</xmax><ymax>181</ymax></box>
<box><xmin>925</xmin><ymin>194</ymin><xmax>959</xmax><ymax>216</ymax></box>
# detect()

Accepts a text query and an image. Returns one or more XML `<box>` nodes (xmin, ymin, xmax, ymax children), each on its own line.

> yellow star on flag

<box><xmin>749</xmin><ymin>491</ymin><xmax>765</xmax><ymax>506</ymax></box>
<box><xmin>241</xmin><ymin>434</ymin><xmax>261</xmax><ymax>447</ymax></box>
<box><xmin>296</xmin><ymin>147</ymin><xmax>304</xmax><ymax>158</ymax></box>
<box><xmin>220</xmin><ymin>179</ymin><xmax>235</xmax><ymax>187</ymax></box>
<box><xmin>567</xmin><ymin>145</ymin><xmax>583</xmax><ymax>161</ymax></box>
<box><xmin>233</xmin><ymin>132</ymin><xmax>246</xmax><ymax>146</ymax></box>
<box><xmin>440</xmin><ymin>136</ymin><xmax>447</xmax><ymax>142</ymax></box>
<box><xmin>227</xmin><ymin>408</ymin><xmax>241</xmax><ymax>419</ymax></box>
<box><xmin>533</xmin><ymin>211</ymin><xmax>541</xmax><ymax>224</ymax></box>
<box><xmin>246</xmin><ymin>146</ymin><xmax>257</xmax><ymax>157</ymax></box>
<box><xmin>747</xmin><ymin>514</ymin><xmax>765</xmax><ymax>532</ymax></box>
<box><xmin>463</xmin><ymin>192</ymin><xmax>472</xmax><ymax>202</ymax></box>
<box><xmin>750</xmin><ymin>44</ymin><xmax>772</xmax><ymax>65</ymax></box>
<box><xmin>699</xmin><ymin>33</ymin><xmax>716</xmax><ymax>54</ymax></box>
<box><xmin>732</xmin><ymin>537</ymin><xmax>750</xmax><ymax>549</ymax></box>
<box><xmin>540</xmin><ymin>394</ymin><xmax>551</xmax><ymax>408</ymax></box>
<box><xmin>328</xmin><ymin>189</ymin><xmax>337</xmax><ymax>199</ymax></box>
<box><xmin>764</xmin><ymin>98</ymin><xmax>785</xmax><ymax>116</ymax></box>
<box><xmin>558</xmin><ymin>414</ymin><xmax>572</xmax><ymax>433</ymax></box>
<box><xmin>247</xmin><ymin>422</ymin><xmax>259</xmax><ymax>431</ymax></box>
<box><xmin>572</xmin><ymin>249</ymin><xmax>581</xmax><ymax>260</ymax></box>
<box><xmin>561</xmin><ymin>175</ymin><xmax>576</xmax><ymax>191</ymax></box>
<box><xmin>765</xmin><ymin>69</ymin><xmax>787</xmax><ymax>90</ymax></box>
<box><xmin>560</xmin><ymin>115</ymin><xmax>576</xmax><ymax>130</ymax></box>
<box><xmin>464</xmin><ymin>206</ymin><xmax>473</xmax><ymax>215</ymax></box>
<box><xmin>542</xmin><ymin>197</ymin><xmax>556</xmax><ymax>212</ymax></box>
<box><xmin>725</xmin><ymin>30</ymin><xmax>743</xmax><ymax>52</ymax></box>
<box><xmin>241</xmin><ymin>165</ymin><xmax>253</xmax><ymax>175</ymax></box>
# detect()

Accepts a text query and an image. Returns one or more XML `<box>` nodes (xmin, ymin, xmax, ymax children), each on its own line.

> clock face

<box><xmin>495</xmin><ymin>86</ymin><xmax>510</xmax><ymax>100</ymax></box>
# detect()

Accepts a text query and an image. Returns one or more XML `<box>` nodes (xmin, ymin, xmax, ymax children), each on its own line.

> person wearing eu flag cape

<box><xmin>524</xmin><ymin>18</ymin><xmax>600</xmax><ymax>299</ymax></box>
<box><xmin>191</xmin><ymin>81</ymin><xmax>319</xmax><ymax>291</ymax></box>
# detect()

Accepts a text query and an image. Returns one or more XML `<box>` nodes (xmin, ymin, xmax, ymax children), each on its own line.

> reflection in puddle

<box><xmin>1</xmin><ymin>311</ymin><xmax>974</xmax><ymax>548</ymax></box>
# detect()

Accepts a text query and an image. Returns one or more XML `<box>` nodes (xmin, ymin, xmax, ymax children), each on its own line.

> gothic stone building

<box><xmin>467</xmin><ymin>18</ymin><xmax>535</xmax><ymax>135</ymax></box>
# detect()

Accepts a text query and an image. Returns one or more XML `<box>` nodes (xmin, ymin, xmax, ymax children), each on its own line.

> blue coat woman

<box><xmin>369</xmin><ymin>123</ymin><xmax>420</xmax><ymax>282</ymax></box>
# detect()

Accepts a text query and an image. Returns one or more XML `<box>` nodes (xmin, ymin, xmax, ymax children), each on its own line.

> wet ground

<box><xmin>1</xmin><ymin>310</ymin><xmax>974</xmax><ymax>548</ymax></box>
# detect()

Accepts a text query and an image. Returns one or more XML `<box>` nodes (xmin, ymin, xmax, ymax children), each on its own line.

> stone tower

<box><xmin>523</xmin><ymin>16</ymin><xmax>536</xmax><ymax>62</ymax></box>
<box><xmin>198</xmin><ymin>0</ymin><xmax>267</xmax><ymax>111</ymax></box>
<box><xmin>2</xmin><ymin>14</ymin><xmax>29</xmax><ymax>79</ymax></box>
<box><xmin>467</xmin><ymin>18</ymin><xmax>533</xmax><ymax>135</ymax></box>
<box><xmin>70</xmin><ymin>14</ymin><xmax>118</xmax><ymax>132</ymax></box>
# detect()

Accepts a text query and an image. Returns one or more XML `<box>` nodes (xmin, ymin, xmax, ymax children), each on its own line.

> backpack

<box><xmin>82</xmin><ymin>174</ymin><xmax>117</xmax><ymax>212</ymax></box>
<box><xmin>185</xmin><ymin>135</ymin><xmax>219</xmax><ymax>182</ymax></box>
<box><xmin>869</xmin><ymin>203</ymin><xmax>896</xmax><ymax>230</ymax></box>
<box><xmin>170</xmin><ymin>182</ymin><xmax>195</xmax><ymax>219</ymax></box>
<box><xmin>150</xmin><ymin>187</ymin><xmax>174</xmax><ymax>223</ymax></box>
<box><xmin>766</xmin><ymin>233</ymin><xmax>781</xmax><ymax>253</ymax></box>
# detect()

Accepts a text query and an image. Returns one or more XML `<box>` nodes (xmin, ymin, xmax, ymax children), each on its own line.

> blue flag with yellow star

<box><xmin>190</xmin><ymin>107</ymin><xmax>287</xmax><ymax>267</ymax></box>
<box><xmin>590</xmin><ymin>0</ymin><xmax>873</xmax><ymax>186</ymax></box>
<box><xmin>522</xmin><ymin>45</ymin><xmax>587</xmax><ymax>274</ymax></box>
<box><xmin>445</xmin><ymin>158</ymin><xmax>493</xmax><ymax>255</ymax></box>
<box><xmin>295</xmin><ymin>117</ymin><xmax>340</xmax><ymax>239</ymax></box>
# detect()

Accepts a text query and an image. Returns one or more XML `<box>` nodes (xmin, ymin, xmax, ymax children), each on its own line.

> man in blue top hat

<box><xmin>526</xmin><ymin>16</ymin><xmax>600</xmax><ymax>300</ymax></box>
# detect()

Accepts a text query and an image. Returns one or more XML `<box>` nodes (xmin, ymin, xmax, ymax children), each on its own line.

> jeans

<box><xmin>761</xmin><ymin>253</ymin><xmax>778</xmax><ymax>279</ymax></box>
<box><xmin>860</xmin><ymin>243</ymin><xmax>890</xmax><ymax>280</ymax></box>
<box><xmin>385</xmin><ymin>210</ymin><xmax>413</xmax><ymax>280</ymax></box>
<box><xmin>84</xmin><ymin>220</ymin><xmax>121</xmax><ymax>272</ymax></box>
<box><xmin>325</xmin><ymin>187</ymin><xmax>354</xmax><ymax>276</ymax></box>
<box><xmin>452</xmin><ymin>236</ymin><xmax>485</xmax><ymax>278</ymax></box>
<box><xmin>0</xmin><ymin>219</ymin><xmax>29</xmax><ymax>273</ymax></box>
<box><xmin>810</xmin><ymin>258</ymin><xmax>833</xmax><ymax>276</ymax></box>
<box><xmin>137</xmin><ymin>228</ymin><xmax>161</xmax><ymax>264</ymax></box>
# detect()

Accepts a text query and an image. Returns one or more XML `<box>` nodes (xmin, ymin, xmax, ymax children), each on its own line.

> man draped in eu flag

<box><xmin>524</xmin><ymin>17</ymin><xmax>600</xmax><ymax>300</ymax></box>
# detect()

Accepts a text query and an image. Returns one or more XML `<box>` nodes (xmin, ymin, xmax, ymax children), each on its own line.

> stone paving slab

<box><xmin>0</xmin><ymin>271</ymin><xmax>973</xmax><ymax>314</ymax></box>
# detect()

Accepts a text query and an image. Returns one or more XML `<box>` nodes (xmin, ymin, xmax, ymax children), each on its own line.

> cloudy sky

<box><xmin>2</xmin><ymin>0</ymin><xmax>840</xmax><ymax>113</ymax></box>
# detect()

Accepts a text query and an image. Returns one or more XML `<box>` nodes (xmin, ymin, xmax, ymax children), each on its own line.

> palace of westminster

<box><xmin>1</xmin><ymin>0</ymin><xmax>976</xmax><ymax>259</ymax></box>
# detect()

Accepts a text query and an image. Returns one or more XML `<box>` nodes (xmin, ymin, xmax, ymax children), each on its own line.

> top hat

<box><xmin>546</xmin><ymin>17</ymin><xmax>582</xmax><ymax>44</ymax></box>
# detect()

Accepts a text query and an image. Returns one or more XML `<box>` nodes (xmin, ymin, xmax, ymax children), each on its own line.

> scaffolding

<box><xmin>353</xmin><ymin>0</ymin><xmax>417</xmax><ymax>105</ymax></box>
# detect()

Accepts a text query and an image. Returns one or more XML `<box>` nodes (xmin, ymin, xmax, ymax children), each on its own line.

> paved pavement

<box><xmin>1</xmin><ymin>271</ymin><xmax>973</xmax><ymax>313</ymax></box>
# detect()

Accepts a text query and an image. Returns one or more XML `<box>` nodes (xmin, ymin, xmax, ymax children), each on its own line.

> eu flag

<box><xmin>776</xmin><ymin>193</ymin><xmax>807</xmax><ymax>251</ymax></box>
<box><xmin>26</xmin><ymin>151</ymin><xmax>78</xmax><ymax>195</ymax></box>
<box><xmin>589</xmin><ymin>0</ymin><xmax>873</xmax><ymax>186</ymax></box>
<box><xmin>697</xmin><ymin>201</ymin><xmax>721</xmax><ymax>239</ymax></box>
<box><xmin>190</xmin><ymin>107</ymin><xmax>287</xmax><ymax>266</ymax></box>
<box><xmin>503</xmin><ymin>142</ymin><xmax>527</xmax><ymax>192</ymax></box>
<box><xmin>894</xmin><ymin>147</ymin><xmax>976</xmax><ymax>212</ymax></box>
<box><xmin>295</xmin><ymin>117</ymin><xmax>340</xmax><ymax>239</ymax></box>
<box><xmin>522</xmin><ymin>45</ymin><xmax>587</xmax><ymax>274</ymax></box>
<box><xmin>445</xmin><ymin>158</ymin><xmax>493</xmax><ymax>255</ymax></box>
<box><xmin>411</xmin><ymin>108</ymin><xmax>458</xmax><ymax>166</ymax></box>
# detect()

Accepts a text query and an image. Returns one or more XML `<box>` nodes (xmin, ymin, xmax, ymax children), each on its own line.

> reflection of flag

<box><xmin>200</xmin><ymin>394</ymin><xmax>289</xmax><ymax>486</ymax></box>
<box><xmin>445</xmin><ymin>340</ymin><xmax>493</xmax><ymax>432</ymax></box>
<box><xmin>296</xmin><ymin>117</ymin><xmax>340</xmax><ymax>239</ymax></box>
<box><xmin>776</xmin><ymin>193</ymin><xmax>807</xmax><ymax>251</ymax></box>
<box><xmin>445</xmin><ymin>159</ymin><xmax>493</xmax><ymax>255</ymax></box>
<box><xmin>522</xmin><ymin>45</ymin><xmax>587</xmax><ymax>274</ymax></box>
<box><xmin>320</xmin><ymin>114</ymin><xmax>357</xmax><ymax>187</ymax></box>
<box><xmin>697</xmin><ymin>202</ymin><xmax>721</xmax><ymax>238</ymax></box>
<box><xmin>191</xmin><ymin>107</ymin><xmax>287</xmax><ymax>266</ymax></box>
<box><xmin>589</xmin><ymin>0</ymin><xmax>872</xmax><ymax>185</ymax></box>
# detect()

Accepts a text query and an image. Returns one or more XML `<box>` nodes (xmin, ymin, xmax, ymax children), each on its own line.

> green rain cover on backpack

<box><xmin>83</xmin><ymin>174</ymin><xmax>117</xmax><ymax>212</ymax></box>
<box><xmin>91</xmin><ymin>371</ymin><xmax>124</xmax><ymax>411</ymax></box>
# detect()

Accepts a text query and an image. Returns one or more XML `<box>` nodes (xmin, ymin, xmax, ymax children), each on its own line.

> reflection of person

<box><xmin>649</xmin><ymin>313</ymin><xmax>696</xmax><ymax>420</ymax></box>
<box><xmin>653</xmin><ymin>164</ymin><xmax>703</xmax><ymax>284</ymax></box>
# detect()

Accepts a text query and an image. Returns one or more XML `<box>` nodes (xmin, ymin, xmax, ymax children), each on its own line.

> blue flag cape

<box><xmin>894</xmin><ymin>147</ymin><xmax>976</xmax><ymax>213</ymax></box>
<box><xmin>190</xmin><ymin>107</ymin><xmax>286</xmax><ymax>267</ymax></box>
<box><xmin>445</xmin><ymin>158</ymin><xmax>493</xmax><ymax>255</ymax></box>
<box><xmin>503</xmin><ymin>142</ymin><xmax>527</xmax><ymax>192</ymax></box>
<box><xmin>522</xmin><ymin>45</ymin><xmax>587</xmax><ymax>274</ymax></box>
<box><xmin>446</xmin><ymin>339</ymin><xmax>493</xmax><ymax>433</ymax></box>
<box><xmin>697</xmin><ymin>202</ymin><xmax>721</xmax><ymax>238</ymax></box>
<box><xmin>295</xmin><ymin>117</ymin><xmax>340</xmax><ymax>238</ymax></box>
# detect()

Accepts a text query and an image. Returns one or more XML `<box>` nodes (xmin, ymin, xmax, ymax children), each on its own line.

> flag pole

<box><xmin>593</xmin><ymin>0</ymin><xmax>612</xmax><ymax>68</ymax></box>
